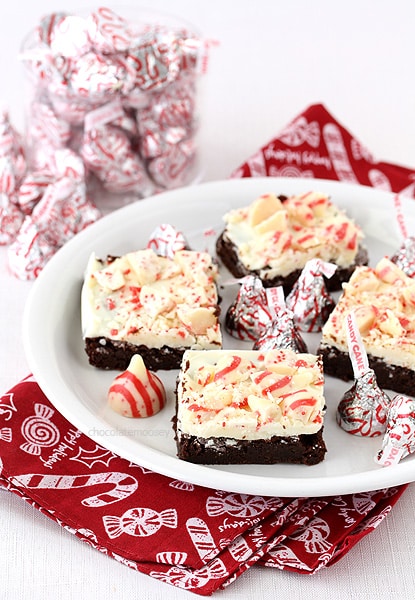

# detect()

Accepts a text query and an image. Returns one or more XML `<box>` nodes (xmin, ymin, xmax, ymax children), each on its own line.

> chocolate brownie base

<box><xmin>175</xmin><ymin>429</ymin><xmax>327</xmax><ymax>466</ymax></box>
<box><xmin>318</xmin><ymin>343</ymin><xmax>415</xmax><ymax>396</ymax></box>
<box><xmin>85</xmin><ymin>337</ymin><xmax>189</xmax><ymax>371</ymax></box>
<box><xmin>216</xmin><ymin>232</ymin><xmax>369</xmax><ymax>293</ymax></box>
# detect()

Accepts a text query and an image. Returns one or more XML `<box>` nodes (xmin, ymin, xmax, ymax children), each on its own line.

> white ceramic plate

<box><xmin>23</xmin><ymin>177</ymin><xmax>415</xmax><ymax>497</ymax></box>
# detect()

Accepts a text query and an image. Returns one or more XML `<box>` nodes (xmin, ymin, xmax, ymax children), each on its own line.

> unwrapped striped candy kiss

<box><xmin>108</xmin><ymin>354</ymin><xmax>166</xmax><ymax>418</ymax></box>
<box><xmin>336</xmin><ymin>312</ymin><xmax>390</xmax><ymax>437</ymax></box>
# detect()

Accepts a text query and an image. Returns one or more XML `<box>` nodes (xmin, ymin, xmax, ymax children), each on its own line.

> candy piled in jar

<box><xmin>20</xmin><ymin>7</ymin><xmax>207</xmax><ymax>197</ymax></box>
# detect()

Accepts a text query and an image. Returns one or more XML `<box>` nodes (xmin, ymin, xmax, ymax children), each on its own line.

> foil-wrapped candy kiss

<box><xmin>336</xmin><ymin>311</ymin><xmax>390</xmax><ymax>437</ymax></box>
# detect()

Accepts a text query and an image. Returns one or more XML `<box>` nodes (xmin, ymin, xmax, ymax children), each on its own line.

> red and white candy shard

<box><xmin>108</xmin><ymin>354</ymin><xmax>166</xmax><ymax>418</ymax></box>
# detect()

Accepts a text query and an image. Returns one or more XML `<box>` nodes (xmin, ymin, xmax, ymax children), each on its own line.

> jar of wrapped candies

<box><xmin>20</xmin><ymin>6</ymin><xmax>209</xmax><ymax>210</ymax></box>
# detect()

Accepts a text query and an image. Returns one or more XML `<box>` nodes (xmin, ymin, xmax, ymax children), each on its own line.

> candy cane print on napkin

<box><xmin>10</xmin><ymin>471</ymin><xmax>138</xmax><ymax>507</ymax></box>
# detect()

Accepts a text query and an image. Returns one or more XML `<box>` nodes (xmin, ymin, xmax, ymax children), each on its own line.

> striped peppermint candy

<box><xmin>108</xmin><ymin>354</ymin><xmax>166</xmax><ymax>418</ymax></box>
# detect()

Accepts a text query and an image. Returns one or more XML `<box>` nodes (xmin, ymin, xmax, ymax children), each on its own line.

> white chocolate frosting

<box><xmin>321</xmin><ymin>257</ymin><xmax>415</xmax><ymax>369</ymax></box>
<box><xmin>81</xmin><ymin>249</ymin><xmax>222</xmax><ymax>349</ymax></box>
<box><xmin>222</xmin><ymin>192</ymin><xmax>364</xmax><ymax>279</ymax></box>
<box><xmin>176</xmin><ymin>349</ymin><xmax>325</xmax><ymax>440</ymax></box>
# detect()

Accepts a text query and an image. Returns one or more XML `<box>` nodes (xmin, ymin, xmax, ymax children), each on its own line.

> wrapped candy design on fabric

<box><xmin>20</xmin><ymin>7</ymin><xmax>209</xmax><ymax>198</ymax></box>
<box><xmin>285</xmin><ymin>258</ymin><xmax>336</xmax><ymax>332</ymax></box>
<box><xmin>253</xmin><ymin>286</ymin><xmax>308</xmax><ymax>352</ymax></box>
<box><xmin>0</xmin><ymin>375</ymin><xmax>409</xmax><ymax>595</ymax></box>
<box><xmin>336</xmin><ymin>312</ymin><xmax>391</xmax><ymax>437</ymax></box>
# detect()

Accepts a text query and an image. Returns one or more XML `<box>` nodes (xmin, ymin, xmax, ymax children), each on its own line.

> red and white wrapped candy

<box><xmin>336</xmin><ymin>312</ymin><xmax>391</xmax><ymax>437</ymax></box>
<box><xmin>147</xmin><ymin>138</ymin><xmax>197</xmax><ymax>188</ymax></box>
<box><xmin>0</xmin><ymin>191</ymin><xmax>24</xmax><ymax>245</ymax></box>
<box><xmin>20</xmin><ymin>7</ymin><xmax>208</xmax><ymax>199</ymax></box>
<box><xmin>391</xmin><ymin>236</ymin><xmax>415</xmax><ymax>278</ymax></box>
<box><xmin>8</xmin><ymin>149</ymin><xmax>100</xmax><ymax>279</ymax></box>
<box><xmin>35</xmin><ymin>12</ymin><xmax>67</xmax><ymax>46</ymax></box>
<box><xmin>0</xmin><ymin>112</ymin><xmax>27</xmax><ymax>244</ymax></box>
<box><xmin>49</xmin><ymin>15</ymin><xmax>91</xmax><ymax>58</ymax></box>
<box><xmin>7</xmin><ymin>218</ymin><xmax>56</xmax><ymax>279</ymax></box>
<box><xmin>81</xmin><ymin>123</ymin><xmax>153</xmax><ymax>194</ymax></box>
<box><xmin>108</xmin><ymin>354</ymin><xmax>166</xmax><ymax>418</ymax></box>
<box><xmin>126</xmin><ymin>34</ymin><xmax>180</xmax><ymax>93</ymax></box>
<box><xmin>71</xmin><ymin>52</ymin><xmax>136</xmax><ymax>102</ymax></box>
<box><xmin>285</xmin><ymin>258</ymin><xmax>336</xmax><ymax>332</ymax></box>
<box><xmin>147</xmin><ymin>224</ymin><xmax>187</xmax><ymax>258</ymax></box>
<box><xmin>87</xmin><ymin>7</ymin><xmax>136</xmax><ymax>55</ymax></box>
<box><xmin>376</xmin><ymin>394</ymin><xmax>415</xmax><ymax>466</ymax></box>
<box><xmin>225</xmin><ymin>275</ymin><xmax>271</xmax><ymax>341</ymax></box>
<box><xmin>29</xmin><ymin>102</ymin><xmax>72</xmax><ymax>148</ymax></box>
<box><xmin>137</xmin><ymin>78</ymin><xmax>196</xmax><ymax>164</ymax></box>
<box><xmin>390</xmin><ymin>194</ymin><xmax>415</xmax><ymax>277</ymax></box>
<box><xmin>253</xmin><ymin>286</ymin><xmax>308</xmax><ymax>352</ymax></box>
<box><xmin>0</xmin><ymin>111</ymin><xmax>26</xmax><ymax>183</ymax></box>
<box><xmin>16</xmin><ymin>170</ymin><xmax>55</xmax><ymax>215</ymax></box>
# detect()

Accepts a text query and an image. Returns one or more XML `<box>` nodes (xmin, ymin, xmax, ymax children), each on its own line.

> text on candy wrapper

<box><xmin>346</xmin><ymin>312</ymin><xmax>368</xmax><ymax>377</ymax></box>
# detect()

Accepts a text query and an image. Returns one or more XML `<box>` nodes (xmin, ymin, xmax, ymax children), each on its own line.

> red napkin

<box><xmin>0</xmin><ymin>103</ymin><xmax>412</xmax><ymax>595</ymax></box>
<box><xmin>0</xmin><ymin>376</ymin><xmax>407</xmax><ymax>594</ymax></box>
<box><xmin>232</xmin><ymin>102</ymin><xmax>415</xmax><ymax>197</ymax></box>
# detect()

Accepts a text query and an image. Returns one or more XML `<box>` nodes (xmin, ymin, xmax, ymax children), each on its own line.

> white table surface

<box><xmin>2</xmin><ymin>1</ymin><xmax>415</xmax><ymax>598</ymax></box>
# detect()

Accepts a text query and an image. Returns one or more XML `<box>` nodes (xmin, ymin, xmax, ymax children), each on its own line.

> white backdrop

<box><xmin>1</xmin><ymin>0</ymin><xmax>415</xmax><ymax>182</ymax></box>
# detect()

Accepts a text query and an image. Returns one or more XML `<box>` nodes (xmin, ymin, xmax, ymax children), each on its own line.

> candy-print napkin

<box><xmin>232</xmin><ymin>102</ymin><xmax>415</xmax><ymax>196</ymax></box>
<box><xmin>0</xmin><ymin>103</ymin><xmax>412</xmax><ymax>595</ymax></box>
<box><xmin>0</xmin><ymin>377</ymin><xmax>407</xmax><ymax>595</ymax></box>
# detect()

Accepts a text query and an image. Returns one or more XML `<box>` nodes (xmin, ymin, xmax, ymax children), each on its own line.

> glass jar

<box><xmin>20</xmin><ymin>6</ymin><xmax>207</xmax><ymax>211</ymax></box>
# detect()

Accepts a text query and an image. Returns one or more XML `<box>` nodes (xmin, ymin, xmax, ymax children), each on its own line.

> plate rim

<box><xmin>22</xmin><ymin>176</ymin><xmax>415</xmax><ymax>497</ymax></box>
